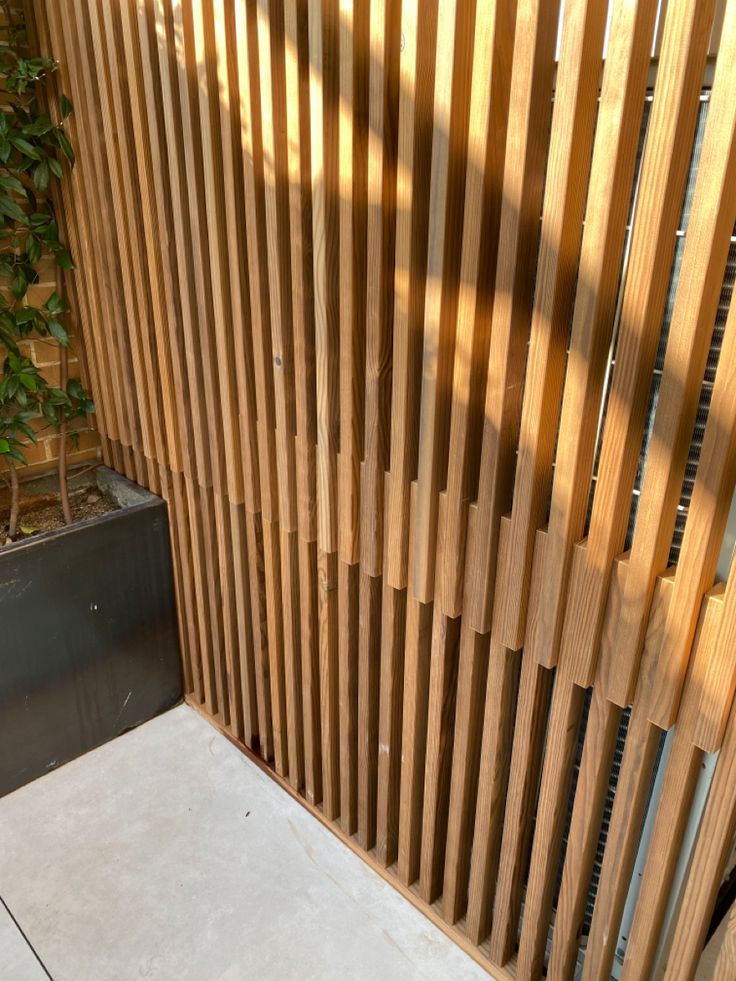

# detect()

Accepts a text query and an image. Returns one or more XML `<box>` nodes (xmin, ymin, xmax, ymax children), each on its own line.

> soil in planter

<box><xmin>1</xmin><ymin>467</ymin><xmax>119</xmax><ymax>545</ymax></box>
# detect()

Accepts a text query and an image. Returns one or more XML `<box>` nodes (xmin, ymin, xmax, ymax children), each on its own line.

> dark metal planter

<box><xmin>0</xmin><ymin>468</ymin><xmax>182</xmax><ymax>797</ymax></box>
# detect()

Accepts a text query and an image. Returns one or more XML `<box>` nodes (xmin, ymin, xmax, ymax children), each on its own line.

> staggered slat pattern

<box><xmin>37</xmin><ymin>0</ymin><xmax>736</xmax><ymax>976</ymax></box>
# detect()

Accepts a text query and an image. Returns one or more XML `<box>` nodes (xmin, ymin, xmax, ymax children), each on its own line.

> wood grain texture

<box><xmin>500</xmin><ymin>0</ymin><xmax>611</xmax><ymax>649</ymax></box>
<box><xmin>463</xmin><ymin>0</ymin><xmax>561</xmax><ymax>633</ymax></box>
<box><xmin>437</xmin><ymin>0</ymin><xmax>514</xmax><ymax>618</ymax></box>
<box><xmin>613</xmin><ymin>0</ymin><xmax>736</xmax><ymax>717</ymax></box>
<box><xmin>50</xmin><ymin>2</ymin><xmax>736</xmax><ymax>976</ymax></box>
<box><xmin>558</xmin><ymin>0</ymin><xmax>717</xmax><ymax>694</ymax></box>
<box><xmin>412</xmin><ymin>0</ymin><xmax>474</xmax><ymax>603</ymax></box>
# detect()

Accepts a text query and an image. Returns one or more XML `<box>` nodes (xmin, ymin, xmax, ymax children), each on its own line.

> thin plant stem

<box><xmin>57</xmin><ymin>333</ymin><xmax>72</xmax><ymax>525</ymax></box>
<box><xmin>7</xmin><ymin>456</ymin><xmax>19</xmax><ymax>539</ymax></box>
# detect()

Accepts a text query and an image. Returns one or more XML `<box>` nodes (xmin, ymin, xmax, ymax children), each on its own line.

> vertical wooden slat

<box><xmin>229</xmin><ymin>502</ymin><xmax>260</xmax><ymax>749</ymax></box>
<box><xmin>489</xmin><ymin>657</ymin><xmax>553</xmax><ymax>965</ymax></box>
<box><xmin>234</xmin><ymin>0</ymin><xmax>278</xmax><ymax>522</ymax></box>
<box><xmin>375</xmin><ymin>570</ymin><xmax>407</xmax><ymax>864</ymax></box>
<box><xmin>198</xmin><ymin>487</ymin><xmax>229</xmax><ymax>725</ymax></box>
<box><xmin>620</xmin><ymin>586</ymin><xmax>726</xmax><ymax>980</ymax></box>
<box><xmin>151</xmin><ymin>0</ymin><xmax>216</xmax><ymax>488</ymax></box>
<box><xmin>357</xmin><ymin>568</ymin><xmax>382</xmax><ymax>848</ymax></box>
<box><xmin>244</xmin><ymin>510</ymin><xmax>275</xmax><ymax>761</ymax></box>
<box><xmin>55</xmin><ymin>1</ymin><xmax>137</xmax><ymax>453</ymax></box>
<box><xmin>334</xmin><ymin>0</ymin><xmax>366</xmax><ymax>833</ymax></box>
<box><xmin>581</xmin><ymin>569</ymin><xmax>676</xmax><ymax>981</ymax></box>
<box><xmin>309</xmin><ymin>0</ymin><xmax>341</xmax><ymax>822</ymax></box>
<box><xmin>441</xmin><ymin>624</ymin><xmax>490</xmax><ymax>923</ymax></box>
<box><xmin>211</xmin><ymin>0</ymin><xmax>262</xmax><ymax>512</ymax></box>
<box><xmin>256</xmin><ymin>0</ymin><xmax>305</xmax><ymax>791</ymax></box>
<box><xmin>663</xmin><ymin>694</ymin><xmax>736</xmax><ymax>979</ymax></box>
<box><xmin>356</xmin><ymin>0</ymin><xmax>399</xmax><ymax>849</ymax></box>
<box><xmin>283</xmin><ymin>0</ymin><xmax>322</xmax><ymax>801</ymax></box>
<box><xmin>546</xmin><ymin>685</ymin><xmax>622</xmax><ymax>979</ymax></box>
<box><xmin>442</xmin><ymin>513</ymin><xmax>508</xmax><ymax>925</ymax></box>
<box><xmin>338</xmin><ymin>557</ymin><xmax>359</xmax><ymax>830</ymax></box>
<box><xmin>118</xmin><ymin>0</ymin><xmax>186</xmax><ymax>480</ymax></box>
<box><xmin>383</xmin><ymin>0</ymin><xmax>436</xmax><ymax>592</ymax></box>
<box><xmin>464</xmin><ymin>639</ymin><xmax>521</xmax><ymax>945</ymax></box>
<box><xmin>308</xmin><ymin>0</ymin><xmax>339</xmax><ymax>556</ymax></box>
<box><xmin>612</xmin><ymin>1</ymin><xmax>736</xmax><ymax>717</ymax></box>
<box><xmin>398</xmin><ymin>488</ymin><xmax>434</xmax><ymax>884</ymax></box>
<box><xmin>40</xmin><ymin>4</ymin><xmax>120</xmax><ymax>448</ymax></box>
<box><xmin>462</xmin><ymin>0</ymin><xmax>560</xmax><ymax>634</ymax></box>
<box><xmin>298</xmin><ymin>536</ymin><xmax>322</xmax><ymax>803</ymax></box>
<box><xmin>411</xmin><ymin>0</ymin><xmax>474</xmax><ymax>604</ymax></box>
<box><xmin>213</xmin><ymin>491</ymin><xmax>243</xmax><ymax>737</ymax></box>
<box><xmin>418</xmin><ymin>603</ymin><xmax>461</xmax><ymax>903</ymax></box>
<box><xmin>438</xmin><ymin>0</ymin><xmax>514</xmax><ymax>619</ymax></box>
<box><xmin>516</xmin><ymin>679</ymin><xmax>587</xmax><ymax>978</ymax></box>
<box><xmin>554</xmin><ymin>0</ymin><xmax>717</xmax><ymax>689</ymax></box>
<box><xmin>503</xmin><ymin>0</ymin><xmax>650</xmax><ymax>649</ymax></box>
<box><xmin>235</xmin><ymin>0</ymin><xmax>289</xmax><ymax>776</ymax></box>
<box><xmin>318</xmin><ymin>548</ymin><xmax>340</xmax><ymax>819</ymax></box>
<box><xmin>337</xmin><ymin>0</ymin><xmax>365</xmax><ymax>569</ymax></box>
<box><xmin>87</xmin><ymin>0</ymin><xmax>165</xmax><ymax>470</ymax></box>
<box><xmin>361</xmin><ymin>0</ymin><xmax>398</xmax><ymax>579</ymax></box>
<box><xmin>126</xmin><ymin>0</ymin><xmax>198</xmax><ymax>481</ymax></box>
<box><xmin>170</xmin><ymin>469</ymin><xmax>205</xmax><ymax>704</ymax></box>
<box><xmin>184</xmin><ymin>476</ymin><xmax>217</xmax><ymax>715</ymax></box>
<box><xmin>158</xmin><ymin>466</ymin><xmax>197</xmax><ymax>698</ymax></box>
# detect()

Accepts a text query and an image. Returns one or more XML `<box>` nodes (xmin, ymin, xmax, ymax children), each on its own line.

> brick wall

<box><xmin>1</xmin><ymin>6</ymin><xmax>100</xmax><ymax>483</ymax></box>
<box><xmin>10</xmin><ymin>256</ymin><xmax>100</xmax><ymax>479</ymax></box>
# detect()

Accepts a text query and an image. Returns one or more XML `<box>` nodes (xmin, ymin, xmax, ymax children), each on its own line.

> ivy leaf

<box><xmin>28</xmin><ymin>212</ymin><xmax>50</xmax><ymax>231</ymax></box>
<box><xmin>25</xmin><ymin>233</ymin><xmax>41</xmax><ymax>263</ymax></box>
<box><xmin>22</xmin><ymin>115</ymin><xmax>53</xmax><ymax>137</ymax></box>
<box><xmin>0</xmin><ymin>173</ymin><xmax>24</xmax><ymax>194</ymax></box>
<box><xmin>6</xmin><ymin>445</ymin><xmax>27</xmax><ymax>464</ymax></box>
<box><xmin>10</xmin><ymin>136</ymin><xmax>41</xmax><ymax>160</ymax></box>
<box><xmin>42</xmin><ymin>400</ymin><xmax>59</xmax><ymax>424</ymax></box>
<box><xmin>49</xmin><ymin>388</ymin><xmax>71</xmax><ymax>406</ymax></box>
<box><xmin>59</xmin><ymin>95</ymin><xmax>73</xmax><ymax>120</ymax></box>
<box><xmin>57</xmin><ymin>131</ymin><xmax>74</xmax><ymax>165</ymax></box>
<box><xmin>67</xmin><ymin>377</ymin><xmax>84</xmax><ymax>399</ymax></box>
<box><xmin>0</xmin><ymin>194</ymin><xmax>26</xmax><ymax>223</ymax></box>
<box><xmin>55</xmin><ymin>248</ymin><xmax>73</xmax><ymax>270</ymax></box>
<box><xmin>44</xmin><ymin>291</ymin><xmax>66</xmax><ymax>316</ymax></box>
<box><xmin>32</xmin><ymin>159</ymin><xmax>49</xmax><ymax>191</ymax></box>
<box><xmin>47</xmin><ymin>318</ymin><xmax>68</xmax><ymax>346</ymax></box>
<box><xmin>15</xmin><ymin>306</ymin><xmax>36</xmax><ymax>326</ymax></box>
<box><xmin>48</xmin><ymin>156</ymin><xmax>62</xmax><ymax>180</ymax></box>
<box><xmin>10</xmin><ymin>267</ymin><xmax>27</xmax><ymax>300</ymax></box>
<box><xmin>0</xmin><ymin>437</ymin><xmax>9</xmax><ymax>453</ymax></box>
<box><xmin>0</xmin><ymin>331</ymin><xmax>19</xmax><ymax>356</ymax></box>
<box><xmin>14</xmin><ymin>420</ymin><xmax>36</xmax><ymax>442</ymax></box>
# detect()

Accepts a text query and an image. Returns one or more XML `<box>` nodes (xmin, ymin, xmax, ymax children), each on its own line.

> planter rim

<box><xmin>0</xmin><ymin>467</ymin><xmax>161</xmax><ymax>558</ymax></box>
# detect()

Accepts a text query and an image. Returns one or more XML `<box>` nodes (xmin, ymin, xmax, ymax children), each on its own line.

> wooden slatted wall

<box><xmin>34</xmin><ymin>0</ymin><xmax>736</xmax><ymax>976</ymax></box>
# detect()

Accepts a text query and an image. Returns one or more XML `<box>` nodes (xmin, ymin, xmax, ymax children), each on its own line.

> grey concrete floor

<box><xmin>0</xmin><ymin>704</ymin><xmax>491</xmax><ymax>981</ymax></box>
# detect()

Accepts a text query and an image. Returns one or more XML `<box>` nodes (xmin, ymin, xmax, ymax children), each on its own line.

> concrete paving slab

<box><xmin>0</xmin><ymin>704</ymin><xmax>491</xmax><ymax>981</ymax></box>
<box><xmin>0</xmin><ymin>900</ymin><xmax>49</xmax><ymax>980</ymax></box>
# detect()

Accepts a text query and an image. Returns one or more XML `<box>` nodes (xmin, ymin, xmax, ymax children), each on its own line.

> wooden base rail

<box><xmin>32</xmin><ymin>0</ymin><xmax>736</xmax><ymax>977</ymax></box>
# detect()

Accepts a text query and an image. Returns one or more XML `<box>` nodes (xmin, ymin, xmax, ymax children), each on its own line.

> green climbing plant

<box><xmin>0</xmin><ymin>2</ymin><xmax>93</xmax><ymax>540</ymax></box>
